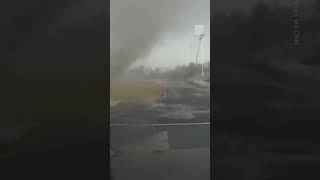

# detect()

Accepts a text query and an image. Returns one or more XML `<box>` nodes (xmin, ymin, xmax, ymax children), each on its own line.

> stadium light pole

<box><xmin>195</xmin><ymin>25</ymin><xmax>205</xmax><ymax>78</ymax></box>
<box><xmin>201</xmin><ymin>34</ymin><xmax>204</xmax><ymax>78</ymax></box>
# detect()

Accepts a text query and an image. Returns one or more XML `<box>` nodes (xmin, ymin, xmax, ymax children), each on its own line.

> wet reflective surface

<box><xmin>110</xmin><ymin>81</ymin><xmax>210</xmax><ymax>180</ymax></box>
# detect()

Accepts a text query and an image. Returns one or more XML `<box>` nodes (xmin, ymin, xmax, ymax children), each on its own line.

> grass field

<box><xmin>110</xmin><ymin>80</ymin><xmax>164</xmax><ymax>104</ymax></box>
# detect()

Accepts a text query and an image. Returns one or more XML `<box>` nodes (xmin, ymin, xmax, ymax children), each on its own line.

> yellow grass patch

<box><xmin>110</xmin><ymin>80</ymin><xmax>164</xmax><ymax>104</ymax></box>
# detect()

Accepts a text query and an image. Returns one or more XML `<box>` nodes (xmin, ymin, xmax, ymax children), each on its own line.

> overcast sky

<box><xmin>131</xmin><ymin>0</ymin><xmax>210</xmax><ymax>69</ymax></box>
<box><xmin>111</xmin><ymin>0</ymin><xmax>210</xmax><ymax>71</ymax></box>
<box><xmin>110</xmin><ymin>0</ymin><xmax>315</xmax><ymax>71</ymax></box>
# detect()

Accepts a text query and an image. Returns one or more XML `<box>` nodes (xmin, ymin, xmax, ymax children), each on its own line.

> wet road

<box><xmin>110</xmin><ymin>80</ymin><xmax>210</xmax><ymax>180</ymax></box>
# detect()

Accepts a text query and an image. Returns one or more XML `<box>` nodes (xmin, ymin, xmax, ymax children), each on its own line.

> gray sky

<box><xmin>110</xmin><ymin>0</ymin><xmax>210</xmax><ymax>72</ymax></box>
<box><xmin>110</xmin><ymin>0</ymin><xmax>315</xmax><ymax>72</ymax></box>
<box><xmin>131</xmin><ymin>0</ymin><xmax>210</xmax><ymax>69</ymax></box>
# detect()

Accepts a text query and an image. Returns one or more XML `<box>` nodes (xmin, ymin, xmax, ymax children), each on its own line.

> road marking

<box><xmin>110</xmin><ymin>122</ymin><xmax>210</xmax><ymax>127</ymax></box>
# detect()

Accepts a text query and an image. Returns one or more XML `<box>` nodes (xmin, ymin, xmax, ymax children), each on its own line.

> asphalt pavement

<box><xmin>110</xmin><ymin>80</ymin><xmax>210</xmax><ymax>180</ymax></box>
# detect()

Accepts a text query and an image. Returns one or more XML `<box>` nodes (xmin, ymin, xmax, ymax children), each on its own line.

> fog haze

<box><xmin>110</xmin><ymin>0</ymin><xmax>210</xmax><ymax>76</ymax></box>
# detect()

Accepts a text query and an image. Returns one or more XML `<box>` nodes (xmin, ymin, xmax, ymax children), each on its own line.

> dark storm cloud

<box><xmin>110</xmin><ymin>0</ymin><xmax>209</xmax><ymax>78</ymax></box>
<box><xmin>110</xmin><ymin>0</ymin><xmax>180</xmax><ymax>78</ymax></box>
